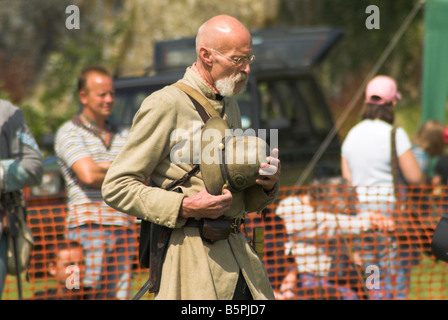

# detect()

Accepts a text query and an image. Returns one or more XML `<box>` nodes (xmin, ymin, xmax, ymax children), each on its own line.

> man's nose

<box><xmin>105</xmin><ymin>93</ymin><xmax>114</xmax><ymax>103</ymax></box>
<box><xmin>240</xmin><ymin>61</ymin><xmax>251</xmax><ymax>74</ymax></box>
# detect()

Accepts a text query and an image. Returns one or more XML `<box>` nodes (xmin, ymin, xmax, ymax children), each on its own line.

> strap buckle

<box><xmin>230</xmin><ymin>218</ymin><xmax>244</xmax><ymax>234</ymax></box>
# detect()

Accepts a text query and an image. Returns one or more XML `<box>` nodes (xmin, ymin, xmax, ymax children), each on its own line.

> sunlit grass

<box><xmin>3</xmin><ymin>258</ymin><xmax>448</xmax><ymax>300</ymax></box>
<box><xmin>408</xmin><ymin>257</ymin><xmax>448</xmax><ymax>300</ymax></box>
<box><xmin>4</xmin><ymin>272</ymin><xmax>153</xmax><ymax>300</ymax></box>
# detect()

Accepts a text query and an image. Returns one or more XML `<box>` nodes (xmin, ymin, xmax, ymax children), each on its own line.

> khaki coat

<box><xmin>102</xmin><ymin>68</ymin><xmax>277</xmax><ymax>300</ymax></box>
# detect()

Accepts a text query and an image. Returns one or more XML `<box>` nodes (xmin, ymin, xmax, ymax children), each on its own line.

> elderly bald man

<box><xmin>102</xmin><ymin>15</ymin><xmax>280</xmax><ymax>300</ymax></box>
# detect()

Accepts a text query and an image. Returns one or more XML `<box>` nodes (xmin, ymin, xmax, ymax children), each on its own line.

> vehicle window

<box><xmin>235</xmin><ymin>86</ymin><xmax>254</xmax><ymax>130</ymax></box>
<box><xmin>257</xmin><ymin>78</ymin><xmax>333</xmax><ymax>145</ymax></box>
<box><xmin>112</xmin><ymin>85</ymin><xmax>165</xmax><ymax>128</ymax></box>
<box><xmin>114</xmin><ymin>83</ymin><xmax>257</xmax><ymax>130</ymax></box>
<box><xmin>297</xmin><ymin>79</ymin><xmax>333</xmax><ymax>133</ymax></box>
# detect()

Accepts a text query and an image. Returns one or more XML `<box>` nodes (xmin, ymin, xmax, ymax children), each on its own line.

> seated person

<box><xmin>34</xmin><ymin>241</ymin><xmax>87</xmax><ymax>300</ymax></box>
<box><xmin>274</xmin><ymin>177</ymin><xmax>395</xmax><ymax>300</ymax></box>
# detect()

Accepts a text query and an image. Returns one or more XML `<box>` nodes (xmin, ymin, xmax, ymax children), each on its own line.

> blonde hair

<box><xmin>412</xmin><ymin>120</ymin><xmax>446</xmax><ymax>157</ymax></box>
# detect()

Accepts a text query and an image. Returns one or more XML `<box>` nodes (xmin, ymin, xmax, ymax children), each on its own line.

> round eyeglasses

<box><xmin>211</xmin><ymin>48</ymin><xmax>256</xmax><ymax>66</ymax></box>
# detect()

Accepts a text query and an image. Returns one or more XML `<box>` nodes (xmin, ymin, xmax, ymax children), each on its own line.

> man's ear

<box><xmin>47</xmin><ymin>262</ymin><xmax>57</xmax><ymax>277</ymax></box>
<box><xmin>79</xmin><ymin>90</ymin><xmax>88</xmax><ymax>105</ymax></box>
<box><xmin>199</xmin><ymin>47</ymin><xmax>213</xmax><ymax>67</ymax></box>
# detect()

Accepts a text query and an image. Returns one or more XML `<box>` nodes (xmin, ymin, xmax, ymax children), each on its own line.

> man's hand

<box><xmin>369</xmin><ymin>212</ymin><xmax>395</xmax><ymax>232</ymax></box>
<box><xmin>274</xmin><ymin>269</ymin><xmax>297</xmax><ymax>300</ymax></box>
<box><xmin>256</xmin><ymin>148</ymin><xmax>280</xmax><ymax>192</ymax></box>
<box><xmin>180</xmin><ymin>188</ymin><xmax>233</xmax><ymax>219</ymax></box>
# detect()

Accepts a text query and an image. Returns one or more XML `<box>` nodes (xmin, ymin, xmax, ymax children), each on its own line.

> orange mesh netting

<box><xmin>3</xmin><ymin>185</ymin><xmax>448</xmax><ymax>300</ymax></box>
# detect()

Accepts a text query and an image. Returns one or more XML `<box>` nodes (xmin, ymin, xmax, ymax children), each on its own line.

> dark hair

<box><xmin>77</xmin><ymin>65</ymin><xmax>111</xmax><ymax>92</ymax></box>
<box><xmin>360</xmin><ymin>103</ymin><xmax>395</xmax><ymax>124</ymax></box>
<box><xmin>309</xmin><ymin>176</ymin><xmax>358</xmax><ymax>215</ymax></box>
<box><xmin>46</xmin><ymin>241</ymin><xmax>83</xmax><ymax>261</ymax></box>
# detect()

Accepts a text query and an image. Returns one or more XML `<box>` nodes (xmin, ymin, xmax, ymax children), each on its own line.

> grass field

<box><xmin>4</xmin><ymin>256</ymin><xmax>447</xmax><ymax>300</ymax></box>
<box><xmin>408</xmin><ymin>257</ymin><xmax>448</xmax><ymax>300</ymax></box>
<box><xmin>3</xmin><ymin>272</ymin><xmax>153</xmax><ymax>300</ymax></box>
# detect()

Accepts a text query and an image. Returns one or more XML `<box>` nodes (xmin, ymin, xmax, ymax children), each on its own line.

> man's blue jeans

<box><xmin>357</xmin><ymin>202</ymin><xmax>418</xmax><ymax>300</ymax></box>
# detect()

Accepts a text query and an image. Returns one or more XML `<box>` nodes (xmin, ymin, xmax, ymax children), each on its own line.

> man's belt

<box><xmin>184</xmin><ymin>217</ymin><xmax>244</xmax><ymax>242</ymax></box>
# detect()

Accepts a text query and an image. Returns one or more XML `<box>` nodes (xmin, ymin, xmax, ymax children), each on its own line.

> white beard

<box><xmin>215</xmin><ymin>73</ymin><xmax>248</xmax><ymax>97</ymax></box>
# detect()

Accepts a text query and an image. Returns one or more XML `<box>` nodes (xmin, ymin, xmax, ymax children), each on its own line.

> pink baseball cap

<box><xmin>365</xmin><ymin>75</ymin><xmax>401</xmax><ymax>105</ymax></box>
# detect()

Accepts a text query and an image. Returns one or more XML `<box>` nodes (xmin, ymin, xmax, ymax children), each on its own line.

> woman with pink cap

<box><xmin>341</xmin><ymin>75</ymin><xmax>424</xmax><ymax>300</ymax></box>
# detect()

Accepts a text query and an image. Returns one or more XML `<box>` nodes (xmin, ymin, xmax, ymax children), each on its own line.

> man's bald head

<box><xmin>194</xmin><ymin>15</ymin><xmax>253</xmax><ymax>96</ymax></box>
<box><xmin>196</xmin><ymin>15</ymin><xmax>252</xmax><ymax>54</ymax></box>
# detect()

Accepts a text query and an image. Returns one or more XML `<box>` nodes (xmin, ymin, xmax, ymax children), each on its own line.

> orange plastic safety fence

<box><xmin>3</xmin><ymin>204</ymin><xmax>150</xmax><ymax>300</ymax></box>
<box><xmin>3</xmin><ymin>185</ymin><xmax>448</xmax><ymax>300</ymax></box>
<box><xmin>244</xmin><ymin>184</ymin><xmax>448</xmax><ymax>300</ymax></box>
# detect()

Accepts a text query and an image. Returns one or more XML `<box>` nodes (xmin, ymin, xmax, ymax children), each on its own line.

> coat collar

<box><xmin>183</xmin><ymin>67</ymin><xmax>224</xmax><ymax>102</ymax></box>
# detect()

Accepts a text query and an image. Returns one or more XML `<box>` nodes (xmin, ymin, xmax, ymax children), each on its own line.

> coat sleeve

<box><xmin>102</xmin><ymin>89</ymin><xmax>187</xmax><ymax>228</ymax></box>
<box><xmin>243</xmin><ymin>183</ymin><xmax>279</xmax><ymax>213</ymax></box>
<box><xmin>0</xmin><ymin>104</ymin><xmax>43</xmax><ymax>192</ymax></box>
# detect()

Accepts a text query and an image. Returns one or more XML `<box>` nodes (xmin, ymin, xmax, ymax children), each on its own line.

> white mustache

<box><xmin>234</xmin><ymin>73</ymin><xmax>248</xmax><ymax>83</ymax></box>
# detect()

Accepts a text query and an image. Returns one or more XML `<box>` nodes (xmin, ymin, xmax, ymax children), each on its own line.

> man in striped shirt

<box><xmin>55</xmin><ymin>65</ymin><xmax>135</xmax><ymax>300</ymax></box>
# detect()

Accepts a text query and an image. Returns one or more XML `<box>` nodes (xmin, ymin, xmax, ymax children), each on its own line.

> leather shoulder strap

<box><xmin>172</xmin><ymin>82</ymin><xmax>221</xmax><ymax>119</ymax></box>
<box><xmin>165</xmin><ymin>82</ymin><xmax>227</xmax><ymax>190</ymax></box>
